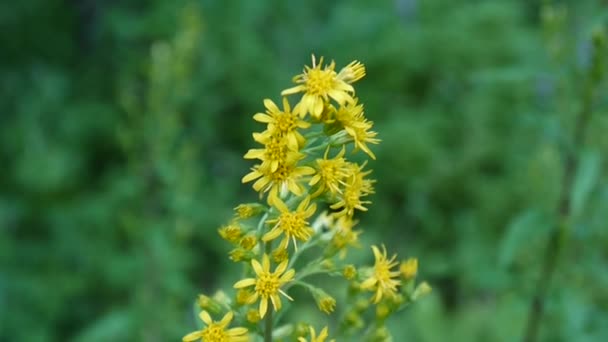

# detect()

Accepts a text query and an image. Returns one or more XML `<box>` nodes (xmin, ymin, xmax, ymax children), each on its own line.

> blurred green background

<box><xmin>1</xmin><ymin>0</ymin><xmax>607</xmax><ymax>341</ymax></box>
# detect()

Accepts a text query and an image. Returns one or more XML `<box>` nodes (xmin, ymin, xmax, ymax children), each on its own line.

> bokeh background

<box><xmin>1</xmin><ymin>0</ymin><xmax>607</xmax><ymax>341</ymax></box>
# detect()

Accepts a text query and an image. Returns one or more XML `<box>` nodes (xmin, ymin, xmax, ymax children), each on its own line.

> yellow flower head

<box><xmin>242</xmin><ymin>160</ymin><xmax>315</xmax><ymax>204</ymax></box>
<box><xmin>298</xmin><ymin>326</ymin><xmax>335</xmax><ymax>342</ymax></box>
<box><xmin>337</xmin><ymin>60</ymin><xmax>366</xmax><ymax>84</ymax></box>
<box><xmin>263</xmin><ymin>195</ymin><xmax>317</xmax><ymax>250</ymax></box>
<box><xmin>329</xmin><ymin>216</ymin><xmax>362</xmax><ymax>258</ymax></box>
<box><xmin>252</xmin><ymin>98</ymin><xmax>310</xmax><ymax>150</ymax></box>
<box><xmin>182</xmin><ymin>310</ymin><xmax>249</xmax><ymax>342</ymax></box>
<box><xmin>360</xmin><ymin>245</ymin><xmax>401</xmax><ymax>303</ymax></box>
<box><xmin>218</xmin><ymin>222</ymin><xmax>243</xmax><ymax>244</ymax></box>
<box><xmin>271</xmin><ymin>247</ymin><xmax>289</xmax><ymax>263</ymax></box>
<box><xmin>244</xmin><ymin>132</ymin><xmax>302</xmax><ymax>173</ymax></box>
<box><xmin>309</xmin><ymin>147</ymin><xmax>350</xmax><ymax>197</ymax></box>
<box><xmin>311</xmin><ymin>288</ymin><xmax>336</xmax><ymax>314</ymax></box>
<box><xmin>282</xmin><ymin>55</ymin><xmax>364</xmax><ymax>119</ymax></box>
<box><xmin>343</xmin><ymin>264</ymin><xmax>357</xmax><ymax>280</ymax></box>
<box><xmin>400</xmin><ymin>258</ymin><xmax>418</xmax><ymax>280</ymax></box>
<box><xmin>239</xmin><ymin>235</ymin><xmax>258</xmax><ymax>251</ymax></box>
<box><xmin>233</xmin><ymin>254</ymin><xmax>295</xmax><ymax>318</ymax></box>
<box><xmin>234</xmin><ymin>203</ymin><xmax>263</xmax><ymax>219</ymax></box>
<box><xmin>334</xmin><ymin>100</ymin><xmax>380</xmax><ymax>159</ymax></box>
<box><xmin>330</xmin><ymin>162</ymin><xmax>375</xmax><ymax>217</ymax></box>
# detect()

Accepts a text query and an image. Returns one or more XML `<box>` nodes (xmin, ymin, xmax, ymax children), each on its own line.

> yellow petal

<box><xmin>275</xmin><ymin>259</ymin><xmax>288</xmax><ymax>275</ymax></box>
<box><xmin>259</xmin><ymin>297</ymin><xmax>268</xmax><ymax>318</ymax></box>
<box><xmin>199</xmin><ymin>310</ymin><xmax>213</xmax><ymax>325</ymax></box>
<box><xmin>234</xmin><ymin>278</ymin><xmax>256</xmax><ymax>288</ymax></box>
<box><xmin>219</xmin><ymin>311</ymin><xmax>234</xmax><ymax>327</ymax></box>
<box><xmin>262</xmin><ymin>227</ymin><xmax>282</xmax><ymax>242</ymax></box>
<box><xmin>254</xmin><ymin>114</ymin><xmax>273</xmax><ymax>124</ymax></box>
<box><xmin>264</xmin><ymin>98</ymin><xmax>280</xmax><ymax>113</ymax></box>
<box><xmin>182</xmin><ymin>330</ymin><xmax>203</xmax><ymax>341</ymax></box>
<box><xmin>251</xmin><ymin>259</ymin><xmax>264</xmax><ymax>276</ymax></box>
<box><xmin>281</xmin><ymin>85</ymin><xmax>306</xmax><ymax>96</ymax></box>
<box><xmin>242</xmin><ymin>170</ymin><xmax>261</xmax><ymax>183</ymax></box>
<box><xmin>262</xmin><ymin>254</ymin><xmax>270</xmax><ymax>271</ymax></box>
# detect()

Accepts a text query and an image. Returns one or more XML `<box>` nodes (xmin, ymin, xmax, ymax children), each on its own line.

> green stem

<box><xmin>522</xmin><ymin>64</ymin><xmax>597</xmax><ymax>342</ymax></box>
<box><xmin>263</xmin><ymin>239</ymin><xmax>273</xmax><ymax>342</ymax></box>
<box><xmin>264</xmin><ymin>305</ymin><xmax>273</xmax><ymax>342</ymax></box>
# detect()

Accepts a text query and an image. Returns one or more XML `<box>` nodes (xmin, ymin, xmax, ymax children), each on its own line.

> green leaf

<box><xmin>499</xmin><ymin>210</ymin><xmax>551</xmax><ymax>267</ymax></box>
<box><xmin>571</xmin><ymin>149</ymin><xmax>601</xmax><ymax>218</ymax></box>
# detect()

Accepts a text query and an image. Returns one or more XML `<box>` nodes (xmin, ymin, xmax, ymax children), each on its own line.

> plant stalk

<box><xmin>522</xmin><ymin>84</ymin><xmax>594</xmax><ymax>342</ymax></box>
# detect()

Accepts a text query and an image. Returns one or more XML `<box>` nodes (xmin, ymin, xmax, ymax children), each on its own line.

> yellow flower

<box><xmin>329</xmin><ymin>216</ymin><xmax>362</xmax><ymax>258</ymax></box>
<box><xmin>412</xmin><ymin>281</ymin><xmax>432</xmax><ymax>300</ymax></box>
<box><xmin>309</xmin><ymin>147</ymin><xmax>349</xmax><ymax>197</ymax></box>
<box><xmin>245</xmin><ymin>309</ymin><xmax>261</xmax><ymax>323</ymax></box>
<box><xmin>234</xmin><ymin>203</ymin><xmax>263</xmax><ymax>219</ymax></box>
<box><xmin>282</xmin><ymin>55</ymin><xmax>364</xmax><ymax>119</ymax></box>
<box><xmin>330</xmin><ymin>162</ymin><xmax>375</xmax><ymax>217</ymax></box>
<box><xmin>400</xmin><ymin>258</ymin><xmax>418</xmax><ymax>280</ymax></box>
<box><xmin>337</xmin><ymin>60</ymin><xmax>366</xmax><ymax>83</ymax></box>
<box><xmin>239</xmin><ymin>235</ymin><xmax>258</xmax><ymax>251</ymax></box>
<box><xmin>218</xmin><ymin>222</ymin><xmax>243</xmax><ymax>243</ymax></box>
<box><xmin>343</xmin><ymin>264</ymin><xmax>357</xmax><ymax>280</ymax></box>
<box><xmin>236</xmin><ymin>288</ymin><xmax>253</xmax><ymax>305</ymax></box>
<box><xmin>271</xmin><ymin>247</ymin><xmax>289</xmax><ymax>263</ymax></box>
<box><xmin>242</xmin><ymin>160</ymin><xmax>315</xmax><ymax>204</ymax></box>
<box><xmin>252</xmin><ymin>98</ymin><xmax>310</xmax><ymax>150</ymax></box>
<box><xmin>263</xmin><ymin>196</ymin><xmax>316</xmax><ymax>250</ymax></box>
<box><xmin>360</xmin><ymin>245</ymin><xmax>401</xmax><ymax>303</ymax></box>
<box><xmin>334</xmin><ymin>100</ymin><xmax>380</xmax><ymax>159</ymax></box>
<box><xmin>298</xmin><ymin>326</ymin><xmax>335</xmax><ymax>342</ymax></box>
<box><xmin>311</xmin><ymin>288</ymin><xmax>336</xmax><ymax>314</ymax></box>
<box><xmin>243</xmin><ymin>133</ymin><xmax>302</xmax><ymax>173</ymax></box>
<box><xmin>233</xmin><ymin>254</ymin><xmax>295</xmax><ymax>318</ymax></box>
<box><xmin>182</xmin><ymin>310</ymin><xmax>249</xmax><ymax>342</ymax></box>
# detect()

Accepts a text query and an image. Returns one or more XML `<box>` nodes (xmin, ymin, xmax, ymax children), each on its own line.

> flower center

<box><xmin>306</xmin><ymin>69</ymin><xmax>335</xmax><ymax>96</ymax></box>
<box><xmin>265</xmin><ymin>139</ymin><xmax>287</xmax><ymax>162</ymax></box>
<box><xmin>375</xmin><ymin>261</ymin><xmax>392</xmax><ymax>282</ymax></box>
<box><xmin>256</xmin><ymin>272</ymin><xmax>279</xmax><ymax>297</ymax></box>
<box><xmin>279</xmin><ymin>212</ymin><xmax>306</xmax><ymax>236</ymax></box>
<box><xmin>275</xmin><ymin>113</ymin><xmax>297</xmax><ymax>133</ymax></box>
<box><xmin>202</xmin><ymin>324</ymin><xmax>228</xmax><ymax>342</ymax></box>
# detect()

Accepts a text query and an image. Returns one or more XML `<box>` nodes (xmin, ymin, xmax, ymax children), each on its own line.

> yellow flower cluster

<box><xmin>184</xmin><ymin>56</ymin><xmax>430</xmax><ymax>342</ymax></box>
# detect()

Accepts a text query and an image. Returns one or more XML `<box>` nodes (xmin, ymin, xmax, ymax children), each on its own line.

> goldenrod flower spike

<box><xmin>282</xmin><ymin>55</ymin><xmax>363</xmax><ymax>119</ymax></box>
<box><xmin>233</xmin><ymin>254</ymin><xmax>295</xmax><ymax>318</ymax></box>
<box><xmin>182</xmin><ymin>310</ymin><xmax>249</xmax><ymax>342</ymax></box>
<box><xmin>360</xmin><ymin>245</ymin><xmax>401</xmax><ymax>303</ymax></box>
<box><xmin>263</xmin><ymin>195</ymin><xmax>316</xmax><ymax>251</ymax></box>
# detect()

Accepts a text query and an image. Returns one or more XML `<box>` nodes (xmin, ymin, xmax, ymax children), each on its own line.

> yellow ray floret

<box><xmin>360</xmin><ymin>245</ymin><xmax>401</xmax><ymax>303</ymax></box>
<box><xmin>233</xmin><ymin>254</ymin><xmax>295</xmax><ymax>318</ymax></box>
<box><xmin>182</xmin><ymin>310</ymin><xmax>249</xmax><ymax>342</ymax></box>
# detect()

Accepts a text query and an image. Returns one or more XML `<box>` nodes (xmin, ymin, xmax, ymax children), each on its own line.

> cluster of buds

<box><xmin>184</xmin><ymin>56</ymin><xmax>430</xmax><ymax>342</ymax></box>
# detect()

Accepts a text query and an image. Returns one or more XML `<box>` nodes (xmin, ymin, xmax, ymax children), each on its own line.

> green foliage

<box><xmin>1</xmin><ymin>0</ymin><xmax>607</xmax><ymax>341</ymax></box>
